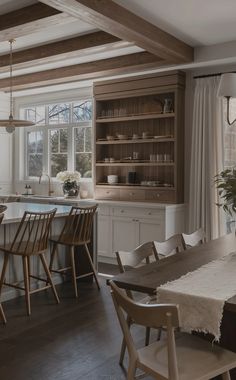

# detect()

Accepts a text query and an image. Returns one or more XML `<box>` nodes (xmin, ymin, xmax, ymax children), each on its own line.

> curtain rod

<box><xmin>194</xmin><ymin>71</ymin><xmax>236</xmax><ymax>79</ymax></box>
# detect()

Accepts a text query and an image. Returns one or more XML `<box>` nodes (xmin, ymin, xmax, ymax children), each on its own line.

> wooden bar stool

<box><xmin>49</xmin><ymin>205</ymin><xmax>99</xmax><ymax>298</ymax></box>
<box><xmin>0</xmin><ymin>209</ymin><xmax>6</xmax><ymax>323</ymax></box>
<box><xmin>0</xmin><ymin>208</ymin><xmax>59</xmax><ymax>317</ymax></box>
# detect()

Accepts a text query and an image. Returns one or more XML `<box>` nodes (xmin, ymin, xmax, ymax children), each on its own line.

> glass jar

<box><xmin>62</xmin><ymin>181</ymin><xmax>79</xmax><ymax>197</ymax></box>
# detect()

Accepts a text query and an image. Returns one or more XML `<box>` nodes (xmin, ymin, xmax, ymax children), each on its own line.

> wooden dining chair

<box><xmin>154</xmin><ymin>234</ymin><xmax>184</xmax><ymax>259</ymax></box>
<box><xmin>0</xmin><ymin>208</ymin><xmax>59</xmax><ymax>317</ymax></box>
<box><xmin>110</xmin><ymin>280</ymin><xmax>236</xmax><ymax>380</ymax></box>
<box><xmin>49</xmin><ymin>205</ymin><xmax>99</xmax><ymax>298</ymax></box>
<box><xmin>182</xmin><ymin>228</ymin><xmax>206</xmax><ymax>249</ymax></box>
<box><xmin>115</xmin><ymin>241</ymin><xmax>160</xmax><ymax>365</ymax></box>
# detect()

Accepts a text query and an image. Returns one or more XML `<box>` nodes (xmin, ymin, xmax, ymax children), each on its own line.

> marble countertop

<box><xmin>1</xmin><ymin>202</ymin><xmax>72</xmax><ymax>224</ymax></box>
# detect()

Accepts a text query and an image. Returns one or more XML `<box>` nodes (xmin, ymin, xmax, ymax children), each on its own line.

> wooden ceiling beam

<box><xmin>0</xmin><ymin>3</ymin><xmax>75</xmax><ymax>42</ymax></box>
<box><xmin>0</xmin><ymin>31</ymin><xmax>122</xmax><ymax>70</ymax></box>
<box><xmin>39</xmin><ymin>0</ymin><xmax>193</xmax><ymax>63</ymax></box>
<box><xmin>0</xmin><ymin>52</ymin><xmax>166</xmax><ymax>91</ymax></box>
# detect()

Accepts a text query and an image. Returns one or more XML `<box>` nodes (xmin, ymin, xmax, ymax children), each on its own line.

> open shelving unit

<box><xmin>93</xmin><ymin>71</ymin><xmax>185</xmax><ymax>203</ymax></box>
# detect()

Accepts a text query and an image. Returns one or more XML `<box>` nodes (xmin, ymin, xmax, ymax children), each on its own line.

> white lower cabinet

<box><xmin>97</xmin><ymin>203</ymin><xmax>185</xmax><ymax>263</ymax></box>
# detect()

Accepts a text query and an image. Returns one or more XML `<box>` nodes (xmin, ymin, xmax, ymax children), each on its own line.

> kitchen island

<box><xmin>0</xmin><ymin>202</ymin><xmax>97</xmax><ymax>301</ymax></box>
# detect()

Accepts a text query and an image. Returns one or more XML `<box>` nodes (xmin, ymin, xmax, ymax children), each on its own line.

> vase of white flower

<box><xmin>56</xmin><ymin>171</ymin><xmax>81</xmax><ymax>198</ymax></box>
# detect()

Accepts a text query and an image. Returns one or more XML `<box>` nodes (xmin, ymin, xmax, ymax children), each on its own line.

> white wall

<box><xmin>0</xmin><ymin>92</ymin><xmax>13</xmax><ymax>194</ymax></box>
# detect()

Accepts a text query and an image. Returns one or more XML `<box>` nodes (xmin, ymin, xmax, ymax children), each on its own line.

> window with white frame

<box><xmin>20</xmin><ymin>100</ymin><xmax>92</xmax><ymax>179</ymax></box>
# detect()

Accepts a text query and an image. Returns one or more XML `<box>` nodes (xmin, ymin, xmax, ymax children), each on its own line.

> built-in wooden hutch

<box><xmin>93</xmin><ymin>70</ymin><xmax>185</xmax><ymax>203</ymax></box>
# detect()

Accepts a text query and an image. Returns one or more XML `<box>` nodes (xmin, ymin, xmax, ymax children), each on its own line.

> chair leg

<box><xmin>70</xmin><ymin>246</ymin><xmax>78</xmax><ymax>298</ymax></box>
<box><xmin>119</xmin><ymin>316</ymin><xmax>132</xmax><ymax>365</ymax></box>
<box><xmin>84</xmin><ymin>244</ymin><xmax>100</xmax><ymax>290</ymax></box>
<box><xmin>127</xmin><ymin>360</ymin><xmax>136</xmax><ymax>380</ymax></box>
<box><xmin>39</xmin><ymin>253</ymin><xmax>60</xmax><ymax>304</ymax></box>
<box><xmin>49</xmin><ymin>242</ymin><xmax>58</xmax><ymax>272</ymax></box>
<box><xmin>22</xmin><ymin>256</ymin><xmax>31</xmax><ymax>316</ymax></box>
<box><xmin>157</xmin><ymin>327</ymin><xmax>162</xmax><ymax>341</ymax></box>
<box><xmin>222</xmin><ymin>372</ymin><xmax>231</xmax><ymax>380</ymax></box>
<box><xmin>0</xmin><ymin>303</ymin><xmax>6</xmax><ymax>324</ymax></box>
<box><xmin>0</xmin><ymin>252</ymin><xmax>9</xmax><ymax>292</ymax></box>
<box><xmin>145</xmin><ymin>327</ymin><xmax>151</xmax><ymax>346</ymax></box>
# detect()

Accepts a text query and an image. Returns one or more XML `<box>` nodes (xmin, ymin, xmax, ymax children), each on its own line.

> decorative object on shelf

<box><xmin>107</xmin><ymin>175</ymin><xmax>118</xmax><ymax>184</ymax></box>
<box><xmin>117</xmin><ymin>134</ymin><xmax>128</xmax><ymax>140</ymax></box>
<box><xmin>142</xmin><ymin>131</ymin><xmax>148</xmax><ymax>139</ymax></box>
<box><xmin>163</xmin><ymin>98</ymin><xmax>174</xmax><ymax>113</ymax></box>
<box><xmin>106</xmin><ymin>135</ymin><xmax>114</xmax><ymax>140</ymax></box>
<box><xmin>128</xmin><ymin>172</ymin><xmax>136</xmax><ymax>184</ymax></box>
<box><xmin>0</xmin><ymin>40</ymin><xmax>35</xmax><ymax>134</ymax></box>
<box><xmin>56</xmin><ymin>171</ymin><xmax>81</xmax><ymax>197</ymax></box>
<box><xmin>217</xmin><ymin>73</ymin><xmax>236</xmax><ymax>125</ymax></box>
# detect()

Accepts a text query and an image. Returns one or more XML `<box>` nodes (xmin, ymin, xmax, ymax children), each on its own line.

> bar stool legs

<box><xmin>70</xmin><ymin>246</ymin><xmax>78</xmax><ymax>298</ymax></box>
<box><xmin>84</xmin><ymin>244</ymin><xmax>100</xmax><ymax>290</ymax></box>
<box><xmin>0</xmin><ymin>303</ymin><xmax>6</xmax><ymax>324</ymax></box>
<box><xmin>22</xmin><ymin>256</ymin><xmax>31</xmax><ymax>316</ymax></box>
<box><xmin>39</xmin><ymin>253</ymin><xmax>60</xmax><ymax>305</ymax></box>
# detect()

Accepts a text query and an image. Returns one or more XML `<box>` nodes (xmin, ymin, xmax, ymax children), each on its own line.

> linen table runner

<box><xmin>156</xmin><ymin>252</ymin><xmax>236</xmax><ymax>341</ymax></box>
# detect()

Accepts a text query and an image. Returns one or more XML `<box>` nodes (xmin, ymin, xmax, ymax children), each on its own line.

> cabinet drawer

<box><xmin>112</xmin><ymin>206</ymin><xmax>164</xmax><ymax>220</ymax></box>
<box><xmin>97</xmin><ymin>205</ymin><xmax>110</xmax><ymax>216</ymax></box>
<box><xmin>145</xmin><ymin>190</ymin><xmax>175</xmax><ymax>203</ymax></box>
<box><xmin>95</xmin><ymin>188</ymin><xmax>120</xmax><ymax>200</ymax></box>
<box><xmin>119</xmin><ymin>189</ymin><xmax>145</xmax><ymax>201</ymax></box>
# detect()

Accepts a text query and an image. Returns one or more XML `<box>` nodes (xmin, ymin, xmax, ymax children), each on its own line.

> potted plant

<box><xmin>56</xmin><ymin>171</ymin><xmax>81</xmax><ymax>197</ymax></box>
<box><xmin>215</xmin><ymin>168</ymin><xmax>236</xmax><ymax>231</ymax></box>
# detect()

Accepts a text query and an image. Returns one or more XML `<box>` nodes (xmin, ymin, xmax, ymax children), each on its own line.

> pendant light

<box><xmin>0</xmin><ymin>39</ymin><xmax>35</xmax><ymax>133</ymax></box>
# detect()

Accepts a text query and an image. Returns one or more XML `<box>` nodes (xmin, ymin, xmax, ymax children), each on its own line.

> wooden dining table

<box><xmin>110</xmin><ymin>232</ymin><xmax>236</xmax><ymax>379</ymax></box>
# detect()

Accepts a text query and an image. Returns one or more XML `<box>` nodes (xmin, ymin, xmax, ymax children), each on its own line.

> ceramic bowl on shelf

<box><xmin>107</xmin><ymin>175</ymin><xmax>118</xmax><ymax>184</ymax></box>
<box><xmin>106</xmin><ymin>135</ymin><xmax>114</xmax><ymax>141</ymax></box>
<box><xmin>117</xmin><ymin>134</ymin><xmax>128</xmax><ymax>140</ymax></box>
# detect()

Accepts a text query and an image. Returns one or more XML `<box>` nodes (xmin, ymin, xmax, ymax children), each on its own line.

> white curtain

<box><xmin>188</xmin><ymin>76</ymin><xmax>226</xmax><ymax>240</ymax></box>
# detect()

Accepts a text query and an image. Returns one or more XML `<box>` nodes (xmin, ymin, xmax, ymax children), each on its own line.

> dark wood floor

<box><xmin>0</xmin><ymin>264</ymin><xmax>150</xmax><ymax>380</ymax></box>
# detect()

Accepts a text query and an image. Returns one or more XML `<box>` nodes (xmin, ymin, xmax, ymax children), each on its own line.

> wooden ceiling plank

<box><xmin>0</xmin><ymin>52</ymin><xmax>166</xmax><ymax>91</ymax></box>
<box><xmin>39</xmin><ymin>0</ymin><xmax>193</xmax><ymax>63</ymax></box>
<box><xmin>0</xmin><ymin>31</ymin><xmax>121</xmax><ymax>68</ymax></box>
<box><xmin>0</xmin><ymin>3</ymin><xmax>75</xmax><ymax>42</ymax></box>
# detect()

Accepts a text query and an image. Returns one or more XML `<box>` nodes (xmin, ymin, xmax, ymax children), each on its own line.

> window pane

<box><xmin>28</xmin><ymin>154</ymin><xmax>43</xmax><ymax>177</ymax></box>
<box><xmin>20</xmin><ymin>106</ymin><xmax>45</xmax><ymax>125</ymax></box>
<box><xmin>50</xmin><ymin>130</ymin><xmax>59</xmax><ymax>153</ymax></box>
<box><xmin>85</xmin><ymin>127</ymin><xmax>92</xmax><ymax>152</ymax></box>
<box><xmin>75</xmin><ymin>153</ymin><xmax>92</xmax><ymax>178</ymax></box>
<box><xmin>51</xmin><ymin>154</ymin><xmax>67</xmax><ymax>177</ymax></box>
<box><xmin>49</xmin><ymin>128</ymin><xmax>68</xmax><ymax>177</ymax></box>
<box><xmin>73</xmin><ymin>100</ymin><xmax>92</xmax><ymax>122</ymax></box>
<box><xmin>27</xmin><ymin>131</ymin><xmax>43</xmax><ymax>177</ymax></box>
<box><xmin>75</xmin><ymin>127</ymin><xmax>85</xmax><ymax>152</ymax></box>
<box><xmin>60</xmin><ymin>129</ymin><xmax>68</xmax><ymax>153</ymax></box>
<box><xmin>48</xmin><ymin>103</ymin><xmax>70</xmax><ymax>124</ymax></box>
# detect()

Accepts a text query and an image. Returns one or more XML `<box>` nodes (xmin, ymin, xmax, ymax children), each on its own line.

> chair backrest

<box><xmin>110</xmin><ymin>281</ymin><xmax>180</xmax><ymax>379</ymax></box>
<box><xmin>182</xmin><ymin>228</ymin><xmax>206</xmax><ymax>249</ymax></box>
<box><xmin>115</xmin><ymin>241</ymin><xmax>159</xmax><ymax>274</ymax></box>
<box><xmin>154</xmin><ymin>234</ymin><xmax>184</xmax><ymax>258</ymax></box>
<box><xmin>10</xmin><ymin>208</ymin><xmax>57</xmax><ymax>255</ymax></box>
<box><xmin>58</xmin><ymin>205</ymin><xmax>97</xmax><ymax>244</ymax></box>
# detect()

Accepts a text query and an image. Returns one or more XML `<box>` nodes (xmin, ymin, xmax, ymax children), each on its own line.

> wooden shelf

<box><xmin>96</xmin><ymin>183</ymin><xmax>175</xmax><ymax>190</ymax></box>
<box><xmin>96</xmin><ymin>137</ymin><xmax>174</xmax><ymax>145</ymax></box>
<box><xmin>96</xmin><ymin>162</ymin><xmax>175</xmax><ymax>167</ymax></box>
<box><xmin>96</xmin><ymin>112</ymin><xmax>175</xmax><ymax>123</ymax></box>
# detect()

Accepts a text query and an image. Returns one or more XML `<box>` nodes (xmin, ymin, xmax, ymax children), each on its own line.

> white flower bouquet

<box><xmin>56</xmin><ymin>171</ymin><xmax>81</xmax><ymax>183</ymax></box>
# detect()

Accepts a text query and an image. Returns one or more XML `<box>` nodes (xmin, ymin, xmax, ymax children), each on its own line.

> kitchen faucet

<box><xmin>38</xmin><ymin>173</ymin><xmax>54</xmax><ymax>196</ymax></box>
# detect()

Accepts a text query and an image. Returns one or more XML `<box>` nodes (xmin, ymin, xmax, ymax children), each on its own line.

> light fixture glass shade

<box><xmin>217</xmin><ymin>73</ymin><xmax>236</xmax><ymax>98</ymax></box>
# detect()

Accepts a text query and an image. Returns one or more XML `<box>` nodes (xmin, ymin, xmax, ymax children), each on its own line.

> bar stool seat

<box><xmin>49</xmin><ymin>205</ymin><xmax>100</xmax><ymax>298</ymax></box>
<box><xmin>0</xmin><ymin>208</ymin><xmax>60</xmax><ymax>318</ymax></box>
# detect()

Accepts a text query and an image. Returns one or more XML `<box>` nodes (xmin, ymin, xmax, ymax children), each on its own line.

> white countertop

<box><xmin>1</xmin><ymin>202</ymin><xmax>72</xmax><ymax>224</ymax></box>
